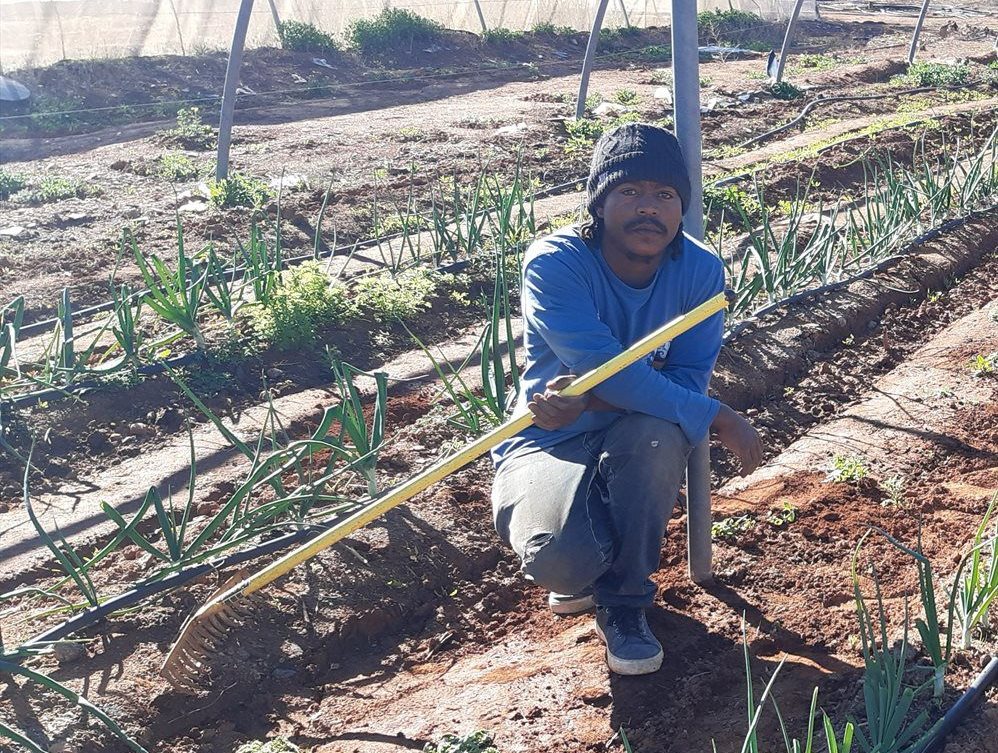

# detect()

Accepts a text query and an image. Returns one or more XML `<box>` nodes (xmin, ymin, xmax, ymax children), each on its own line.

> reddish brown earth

<box><xmin>1</xmin><ymin>233</ymin><xmax>996</xmax><ymax>752</ymax></box>
<box><xmin>3</xmin><ymin>9</ymin><xmax>998</xmax><ymax>753</ymax></box>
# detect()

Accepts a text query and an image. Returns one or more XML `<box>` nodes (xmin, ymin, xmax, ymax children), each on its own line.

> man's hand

<box><xmin>711</xmin><ymin>403</ymin><xmax>763</xmax><ymax>476</ymax></box>
<box><xmin>527</xmin><ymin>375</ymin><xmax>590</xmax><ymax>430</ymax></box>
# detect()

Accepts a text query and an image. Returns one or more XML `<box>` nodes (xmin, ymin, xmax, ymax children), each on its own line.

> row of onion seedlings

<box><xmin>712</xmin><ymin>125</ymin><xmax>998</xmax><ymax>319</ymax></box>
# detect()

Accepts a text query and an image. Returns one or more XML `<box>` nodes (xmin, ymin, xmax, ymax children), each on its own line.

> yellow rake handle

<box><xmin>227</xmin><ymin>290</ymin><xmax>728</xmax><ymax>601</ymax></box>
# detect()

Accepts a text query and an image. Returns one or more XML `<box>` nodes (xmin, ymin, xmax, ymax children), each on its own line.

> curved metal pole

<box><xmin>774</xmin><ymin>0</ymin><xmax>806</xmax><ymax>84</ymax></box>
<box><xmin>575</xmin><ymin>0</ymin><xmax>611</xmax><ymax>120</ymax></box>
<box><xmin>908</xmin><ymin>0</ymin><xmax>931</xmax><ymax>65</ymax></box>
<box><xmin>216</xmin><ymin>0</ymin><xmax>254</xmax><ymax>181</ymax></box>
<box><xmin>472</xmin><ymin>0</ymin><xmax>488</xmax><ymax>32</ymax></box>
<box><xmin>618</xmin><ymin>0</ymin><xmax>632</xmax><ymax>28</ymax></box>
<box><xmin>266</xmin><ymin>0</ymin><xmax>282</xmax><ymax>37</ymax></box>
<box><xmin>671</xmin><ymin>0</ymin><xmax>711</xmax><ymax>585</ymax></box>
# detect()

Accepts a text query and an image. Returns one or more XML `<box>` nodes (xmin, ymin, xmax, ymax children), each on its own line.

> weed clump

<box><xmin>424</xmin><ymin>730</ymin><xmax>499</xmax><ymax>753</ymax></box>
<box><xmin>712</xmin><ymin>514</ymin><xmax>755</xmax><ymax>541</ymax></box>
<box><xmin>627</xmin><ymin>44</ymin><xmax>671</xmax><ymax>63</ymax></box>
<box><xmin>893</xmin><ymin>61</ymin><xmax>970</xmax><ymax>88</ymax></box>
<box><xmin>278</xmin><ymin>20</ymin><xmax>338</xmax><ymax>54</ymax></box>
<box><xmin>768</xmin><ymin>80</ymin><xmax>804</xmax><ymax>100</ymax></box>
<box><xmin>235</xmin><ymin>738</ymin><xmax>301</xmax><ymax>753</ymax></box>
<box><xmin>249</xmin><ymin>261</ymin><xmax>350</xmax><ymax>350</ymax></box>
<box><xmin>532</xmin><ymin>21</ymin><xmax>574</xmax><ymax>36</ymax></box>
<box><xmin>482</xmin><ymin>27</ymin><xmax>523</xmax><ymax>44</ymax></box>
<box><xmin>163</xmin><ymin>107</ymin><xmax>215</xmax><ymax>150</ymax></box>
<box><xmin>827</xmin><ymin>455</ymin><xmax>869</xmax><ymax>484</ymax></box>
<box><xmin>0</xmin><ymin>170</ymin><xmax>27</xmax><ymax>200</ymax></box>
<box><xmin>353</xmin><ymin>268</ymin><xmax>440</xmax><ymax>321</ymax></box>
<box><xmin>157</xmin><ymin>153</ymin><xmax>199</xmax><ymax>182</ymax></box>
<box><xmin>208</xmin><ymin>172</ymin><xmax>272</xmax><ymax>209</ymax></box>
<box><xmin>16</xmin><ymin>176</ymin><xmax>99</xmax><ymax>205</ymax></box>
<box><xmin>347</xmin><ymin>8</ymin><xmax>443</xmax><ymax>56</ymax></box>
<box><xmin>697</xmin><ymin>9</ymin><xmax>767</xmax><ymax>46</ymax></box>
<box><xmin>614</xmin><ymin>89</ymin><xmax>640</xmax><ymax>105</ymax></box>
<box><xmin>564</xmin><ymin>111</ymin><xmax>641</xmax><ymax>153</ymax></box>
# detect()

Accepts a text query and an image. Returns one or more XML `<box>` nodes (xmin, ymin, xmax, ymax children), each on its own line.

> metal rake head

<box><xmin>160</xmin><ymin>569</ymin><xmax>255</xmax><ymax>691</ymax></box>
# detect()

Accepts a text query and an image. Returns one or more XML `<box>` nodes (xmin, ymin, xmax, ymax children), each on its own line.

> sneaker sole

<box><xmin>594</xmin><ymin>623</ymin><xmax>664</xmax><ymax>676</ymax></box>
<box><xmin>548</xmin><ymin>594</ymin><xmax>595</xmax><ymax>616</ymax></box>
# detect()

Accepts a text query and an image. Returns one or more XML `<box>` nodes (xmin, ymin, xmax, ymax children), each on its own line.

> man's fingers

<box><xmin>527</xmin><ymin>399</ymin><xmax>562</xmax><ymax>429</ymax></box>
<box><xmin>541</xmin><ymin>394</ymin><xmax>583</xmax><ymax>411</ymax></box>
<box><xmin>545</xmin><ymin>375</ymin><xmax>577</xmax><ymax>391</ymax></box>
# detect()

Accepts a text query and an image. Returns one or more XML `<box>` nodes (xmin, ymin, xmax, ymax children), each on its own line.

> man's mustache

<box><xmin>624</xmin><ymin>218</ymin><xmax>668</xmax><ymax>233</ymax></box>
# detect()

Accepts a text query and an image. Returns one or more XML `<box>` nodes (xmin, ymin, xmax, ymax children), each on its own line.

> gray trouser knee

<box><xmin>492</xmin><ymin>414</ymin><xmax>692</xmax><ymax>607</ymax></box>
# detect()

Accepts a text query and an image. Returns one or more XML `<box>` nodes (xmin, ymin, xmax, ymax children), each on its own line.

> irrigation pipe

<box><xmin>6</xmin><ymin>522</ymin><xmax>327</xmax><ymax>662</ymax></box>
<box><xmin>737</xmin><ymin>80</ymin><xmax>991</xmax><ymax>149</ymax></box>
<box><xmin>14</xmin><ymin>176</ymin><xmax>581</xmax><ymax>339</ymax></box>
<box><xmin>922</xmin><ymin>656</ymin><xmax>998</xmax><ymax>753</ymax></box>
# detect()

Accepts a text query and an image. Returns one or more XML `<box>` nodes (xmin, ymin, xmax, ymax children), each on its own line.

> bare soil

<box><xmin>1</xmin><ymin>218</ymin><xmax>996</xmax><ymax>753</ymax></box>
<box><xmin>3</xmin><ymin>9</ymin><xmax>998</xmax><ymax>753</ymax></box>
<box><xmin>1</xmin><ymin>16</ymin><xmax>995</xmax><ymax>323</ymax></box>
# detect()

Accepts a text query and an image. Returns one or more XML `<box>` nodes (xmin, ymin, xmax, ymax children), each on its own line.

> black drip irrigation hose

<box><xmin>9</xmin><ymin>521</ymin><xmax>328</xmax><ymax>662</ymax></box>
<box><xmin>721</xmin><ymin>203</ymin><xmax>997</xmax><ymax>342</ymax></box>
<box><xmin>14</xmin><ymin>177</ymin><xmax>582</xmax><ymax>339</ymax></box>
<box><xmin>923</xmin><ymin>656</ymin><xmax>998</xmax><ymax>752</ymax></box>
<box><xmin>737</xmin><ymin>79</ymin><xmax>994</xmax><ymax>150</ymax></box>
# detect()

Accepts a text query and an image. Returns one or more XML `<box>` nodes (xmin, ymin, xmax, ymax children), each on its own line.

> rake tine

<box><xmin>160</xmin><ymin>569</ymin><xmax>250</xmax><ymax>690</ymax></box>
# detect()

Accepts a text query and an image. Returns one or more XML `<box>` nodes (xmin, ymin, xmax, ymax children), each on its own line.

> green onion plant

<box><xmin>953</xmin><ymin>492</ymin><xmax>998</xmax><ymax>650</ymax></box>
<box><xmin>132</xmin><ymin>221</ymin><xmax>207</xmax><ymax>350</ymax></box>
<box><xmin>850</xmin><ymin>532</ymin><xmax>939</xmax><ymax>752</ymax></box>
<box><xmin>872</xmin><ymin>528</ymin><xmax>949</xmax><ymax>700</ymax></box>
<box><xmin>328</xmin><ymin>350</ymin><xmax>388</xmax><ymax>496</ymax></box>
<box><xmin>0</xmin><ymin>295</ymin><xmax>25</xmax><ymax>378</ymax></box>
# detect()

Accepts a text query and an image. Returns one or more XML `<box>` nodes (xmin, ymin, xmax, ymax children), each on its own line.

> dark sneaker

<box><xmin>594</xmin><ymin>606</ymin><xmax>663</xmax><ymax>675</ymax></box>
<box><xmin>548</xmin><ymin>589</ymin><xmax>595</xmax><ymax>615</ymax></box>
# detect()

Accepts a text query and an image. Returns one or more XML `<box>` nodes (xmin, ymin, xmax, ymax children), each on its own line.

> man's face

<box><xmin>595</xmin><ymin>179</ymin><xmax>684</xmax><ymax>265</ymax></box>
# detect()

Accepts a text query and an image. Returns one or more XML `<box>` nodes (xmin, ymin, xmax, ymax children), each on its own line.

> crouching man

<box><xmin>490</xmin><ymin>123</ymin><xmax>762</xmax><ymax>675</ymax></box>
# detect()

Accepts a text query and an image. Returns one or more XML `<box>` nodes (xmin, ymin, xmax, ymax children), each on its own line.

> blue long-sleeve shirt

<box><xmin>491</xmin><ymin>226</ymin><xmax>725</xmax><ymax>467</ymax></box>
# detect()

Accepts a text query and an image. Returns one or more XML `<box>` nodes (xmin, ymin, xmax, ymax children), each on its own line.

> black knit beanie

<box><xmin>585</xmin><ymin>122</ymin><xmax>692</xmax><ymax>217</ymax></box>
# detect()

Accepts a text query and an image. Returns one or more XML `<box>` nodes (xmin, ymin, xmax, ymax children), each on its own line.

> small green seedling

<box><xmin>424</xmin><ymin>731</ymin><xmax>499</xmax><ymax>753</ymax></box>
<box><xmin>970</xmin><ymin>352</ymin><xmax>997</xmax><ymax>377</ymax></box>
<box><xmin>766</xmin><ymin>502</ymin><xmax>798</xmax><ymax>528</ymax></box>
<box><xmin>235</xmin><ymin>738</ymin><xmax>301</xmax><ymax>753</ymax></box>
<box><xmin>712</xmin><ymin>515</ymin><xmax>756</xmax><ymax>541</ymax></box>
<box><xmin>614</xmin><ymin>89</ymin><xmax>640</xmax><ymax>106</ymax></box>
<box><xmin>880</xmin><ymin>475</ymin><xmax>906</xmax><ymax>507</ymax></box>
<box><xmin>827</xmin><ymin>455</ymin><xmax>869</xmax><ymax>484</ymax></box>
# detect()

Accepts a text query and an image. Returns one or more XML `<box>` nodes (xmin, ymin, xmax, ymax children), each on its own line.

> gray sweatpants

<box><xmin>491</xmin><ymin>414</ymin><xmax>692</xmax><ymax>608</ymax></box>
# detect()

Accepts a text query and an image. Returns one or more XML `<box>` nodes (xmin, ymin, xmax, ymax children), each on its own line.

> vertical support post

<box><xmin>618</xmin><ymin>0</ymin><xmax>632</xmax><ymax>28</ymax></box>
<box><xmin>908</xmin><ymin>0</ymin><xmax>931</xmax><ymax>65</ymax></box>
<box><xmin>166</xmin><ymin>0</ymin><xmax>187</xmax><ymax>55</ymax></box>
<box><xmin>576</xmin><ymin>0</ymin><xmax>611</xmax><ymax>121</ymax></box>
<box><xmin>266</xmin><ymin>0</ymin><xmax>282</xmax><ymax>39</ymax></box>
<box><xmin>774</xmin><ymin>0</ymin><xmax>805</xmax><ymax>84</ymax></box>
<box><xmin>472</xmin><ymin>0</ymin><xmax>488</xmax><ymax>33</ymax></box>
<box><xmin>671</xmin><ymin>0</ymin><xmax>712</xmax><ymax>585</ymax></box>
<box><xmin>216</xmin><ymin>0</ymin><xmax>255</xmax><ymax>181</ymax></box>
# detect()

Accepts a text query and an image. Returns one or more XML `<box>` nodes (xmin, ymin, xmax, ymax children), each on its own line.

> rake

<box><xmin>160</xmin><ymin>290</ymin><xmax>732</xmax><ymax>688</ymax></box>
